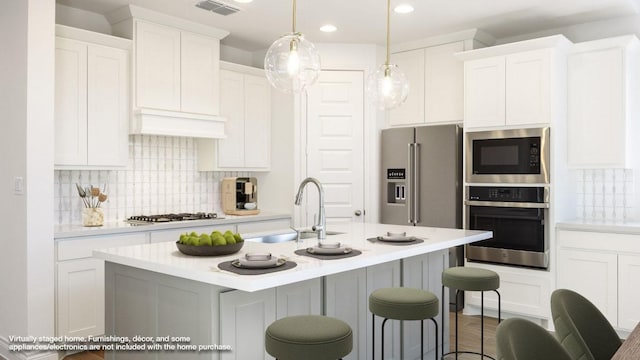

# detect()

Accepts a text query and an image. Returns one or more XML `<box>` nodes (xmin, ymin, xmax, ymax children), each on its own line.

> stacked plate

<box><xmin>232</xmin><ymin>253</ymin><xmax>287</xmax><ymax>269</ymax></box>
<box><xmin>376</xmin><ymin>231</ymin><xmax>418</xmax><ymax>243</ymax></box>
<box><xmin>306</xmin><ymin>242</ymin><xmax>353</xmax><ymax>255</ymax></box>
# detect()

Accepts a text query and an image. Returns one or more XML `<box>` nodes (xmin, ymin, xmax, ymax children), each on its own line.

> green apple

<box><xmin>199</xmin><ymin>233</ymin><xmax>212</xmax><ymax>246</ymax></box>
<box><xmin>212</xmin><ymin>235</ymin><xmax>226</xmax><ymax>246</ymax></box>
<box><xmin>225</xmin><ymin>233</ymin><xmax>236</xmax><ymax>245</ymax></box>
<box><xmin>233</xmin><ymin>233</ymin><xmax>243</xmax><ymax>242</ymax></box>
<box><xmin>179</xmin><ymin>234</ymin><xmax>188</xmax><ymax>244</ymax></box>
<box><xmin>188</xmin><ymin>235</ymin><xmax>200</xmax><ymax>246</ymax></box>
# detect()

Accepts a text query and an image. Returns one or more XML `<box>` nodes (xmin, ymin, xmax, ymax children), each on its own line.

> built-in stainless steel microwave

<box><xmin>466</xmin><ymin>127</ymin><xmax>550</xmax><ymax>184</ymax></box>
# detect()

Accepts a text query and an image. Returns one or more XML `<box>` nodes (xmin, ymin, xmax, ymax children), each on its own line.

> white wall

<box><xmin>220</xmin><ymin>44</ymin><xmax>254</xmax><ymax>66</ymax></box>
<box><xmin>496</xmin><ymin>14</ymin><xmax>640</xmax><ymax>45</ymax></box>
<box><xmin>0</xmin><ymin>1</ymin><xmax>56</xmax><ymax>360</ymax></box>
<box><xmin>55</xmin><ymin>3</ymin><xmax>112</xmax><ymax>35</ymax></box>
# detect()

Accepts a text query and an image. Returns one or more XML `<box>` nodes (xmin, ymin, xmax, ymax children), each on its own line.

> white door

<box><xmin>304</xmin><ymin>70</ymin><xmax>365</xmax><ymax>226</ymax></box>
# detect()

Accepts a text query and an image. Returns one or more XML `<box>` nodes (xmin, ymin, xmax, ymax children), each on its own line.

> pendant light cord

<box><xmin>292</xmin><ymin>0</ymin><xmax>297</xmax><ymax>33</ymax></box>
<box><xmin>385</xmin><ymin>0</ymin><xmax>391</xmax><ymax>66</ymax></box>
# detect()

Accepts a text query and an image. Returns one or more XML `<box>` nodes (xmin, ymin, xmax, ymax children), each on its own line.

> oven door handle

<box><xmin>465</xmin><ymin>200</ymin><xmax>550</xmax><ymax>209</ymax></box>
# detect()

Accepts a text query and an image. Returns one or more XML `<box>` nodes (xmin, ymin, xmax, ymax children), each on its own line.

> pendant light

<box><xmin>366</xmin><ymin>0</ymin><xmax>409</xmax><ymax>110</ymax></box>
<box><xmin>264</xmin><ymin>0</ymin><xmax>321</xmax><ymax>93</ymax></box>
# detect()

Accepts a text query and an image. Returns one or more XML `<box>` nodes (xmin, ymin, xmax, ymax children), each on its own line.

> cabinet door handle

<box><xmin>354</xmin><ymin>210</ymin><xmax>362</xmax><ymax>216</ymax></box>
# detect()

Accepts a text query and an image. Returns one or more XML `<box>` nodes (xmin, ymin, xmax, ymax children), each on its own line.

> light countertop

<box><xmin>54</xmin><ymin>211</ymin><xmax>291</xmax><ymax>238</ymax></box>
<box><xmin>93</xmin><ymin>222</ymin><xmax>492</xmax><ymax>292</ymax></box>
<box><xmin>557</xmin><ymin>220</ymin><xmax>640</xmax><ymax>235</ymax></box>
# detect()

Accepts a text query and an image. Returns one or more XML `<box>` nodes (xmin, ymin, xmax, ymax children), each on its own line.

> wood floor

<box><xmin>63</xmin><ymin>312</ymin><xmax>498</xmax><ymax>360</ymax></box>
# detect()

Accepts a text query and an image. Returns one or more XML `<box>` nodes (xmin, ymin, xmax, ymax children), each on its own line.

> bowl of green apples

<box><xmin>176</xmin><ymin>230</ymin><xmax>244</xmax><ymax>256</ymax></box>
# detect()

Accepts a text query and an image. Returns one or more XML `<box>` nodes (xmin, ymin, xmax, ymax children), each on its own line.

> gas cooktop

<box><xmin>127</xmin><ymin>212</ymin><xmax>219</xmax><ymax>224</ymax></box>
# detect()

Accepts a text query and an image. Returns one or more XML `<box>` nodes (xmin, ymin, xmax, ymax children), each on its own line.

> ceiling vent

<box><xmin>195</xmin><ymin>0</ymin><xmax>240</xmax><ymax>16</ymax></box>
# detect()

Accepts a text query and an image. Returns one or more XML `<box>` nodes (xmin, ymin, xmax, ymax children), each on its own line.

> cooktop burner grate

<box><xmin>127</xmin><ymin>212</ymin><xmax>218</xmax><ymax>223</ymax></box>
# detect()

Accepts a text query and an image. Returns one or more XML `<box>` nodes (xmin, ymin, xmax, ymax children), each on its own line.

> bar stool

<box><xmin>441</xmin><ymin>266</ymin><xmax>501</xmax><ymax>360</ymax></box>
<box><xmin>265</xmin><ymin>315</ymin><xmax>353</xmax><ymax>360</ymax></box>
<box><xmin>369</xmin><ymin>287</ymin><xmax>439</xmax><ymax>360</ymax></box>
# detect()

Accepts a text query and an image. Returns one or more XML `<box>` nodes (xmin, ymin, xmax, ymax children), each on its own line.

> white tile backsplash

<box><xmin>575</xmin><ymin>168</ymin><xmax>633</xmax><ymax>222</ymax></box>
<box><xmin>54</xmin><ymin>135</ymin><xmax>249</xmax><ymax>225</ymax></box>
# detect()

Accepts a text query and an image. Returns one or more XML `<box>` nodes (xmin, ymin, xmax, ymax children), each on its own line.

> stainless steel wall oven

<box><xmin>466</xmin><ymin>186</ymin><xmax>549</xmax><ymax>269</ymax></box>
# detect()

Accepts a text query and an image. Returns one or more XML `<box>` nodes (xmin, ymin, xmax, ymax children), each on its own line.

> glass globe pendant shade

<box><xmin>366</xmin><ymin>63</ymin><xmax>409</xmax><ymax>110</ymax></box>
<box><xmin>264</xmin><ymin>33</ymin><xmax>321</xmax><ymax>93</ymax></box>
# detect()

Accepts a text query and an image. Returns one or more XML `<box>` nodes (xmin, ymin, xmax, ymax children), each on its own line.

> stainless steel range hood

<box><xmin>131</xmin><ymin>108</ymin><xmax>227</xmax><ymax>139</ymax></box>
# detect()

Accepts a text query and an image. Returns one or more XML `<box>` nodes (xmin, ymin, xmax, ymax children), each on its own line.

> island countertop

<box><xmin>93</xmin><ymin>222</ymin><xmax>491</xmax><ymax>292</ymax></box>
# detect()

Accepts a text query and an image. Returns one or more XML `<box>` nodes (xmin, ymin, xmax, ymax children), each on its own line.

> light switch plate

<box><xmin>14</xmin><ymin>177</ymin><xmax>24</xmax><ymax>195</ymax></box>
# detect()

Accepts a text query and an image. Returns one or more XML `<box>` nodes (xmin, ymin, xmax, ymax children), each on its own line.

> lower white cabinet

<box><xmin>402</xmin><ymin>251</ymin><xmax>448</xmax><ymax>359</ymax></box>
<box><xmin>56</xmin><ymin>233</ymin><xmax>147</xmax><ymax>337</ymax></box>
<box><xmin>464</xmin><ymin>262</ymin><xmax>551</xmax><ymax>319</ymax></box>
<box><xmin>325</xmin><ymin>268</ymin><xmax>368</xmax><ymax>360</ymax></box>
<box><xmin>556</xmin><ymin>228</ymin><xmax>640</xmax><ymax>331</ymax></box>
<box><xmin>220</xmin><ymin>288</ymin><xmax>277</xmax><ymax>360</ymax></box>
<box><xmin>219</xmin><ymin>279</ymin><xmax>321</xmax><ymax>360</ymax></box>
<box><xmin>556</xmin><ymin>248</ymin><xmax>618</xmax><ymax>326</ymax></box>
<box><xmin>618</xmin><ymin>255</ymin><xmax>640</xmax><ymax>330</ymax></box>
<box><xmin>57</xmin><ymin>258</ymin><xmax>105</xmax><ymax>337</ymax></box>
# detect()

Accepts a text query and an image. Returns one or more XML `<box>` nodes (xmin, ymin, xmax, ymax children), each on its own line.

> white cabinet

<box><xmin>148</xmin><ymin>224</ymin><xmax>237</xmax><ymax>244</ymax></box>
<box><xmin>465</xmin><ymin>262</ymin><xmax>551</xmax><ymax>319</ymax></box>
<box><xmin>219</xmin><ymin>278</ymin><xmax>320</xmax><ymax>360</ymax></box>
<box><xmin>460</xmin><ymin>36</ymin><xmax>570</xmax><ymax>129</ymax></box>
<box><xmin>464</xmin><ymin>49</ymin><xmax>552</xmax><ymax>128</ymax></box>
<box><xmin>556</xmin><ymin>228</ymin><xmax>640</xmax><ymax>331</ymax></box>
<box><xmin>325</xmin><ymin>269</ymin><xmax>368</xmax><ymax>360</ymax></box>
<box><xmin>134</xmin><ymin>20</ymin><xmax>220</xmax><ymax>115</ymax></box>
<box><xmin>276</xmin><ymin>279</ymin><xmax>322</xmax><ymax>318</ymax></box>
<box><xmin>198</xmin><ymin>62</ymin><xmax>271</xmax><ymax>171</ymax></box>
<box><xmin>367</xmin><ymin>261</ymin><xmax>402</xmax><ymax>360</ymax></box>
<box><xmin>56</xmin><ymin>233</ymin><xmax>147</xmax><ymax>337</ymax></box>
<box><xmin>567</xmin><ymin>36</ymin><xmax>640</xmax><ymax>168</ymax></box>
<box><xmin>464</xmin><ymin>56</ymin><xmax>506</xmax><ymax>128</ymax></box>
<box><xmin>389</xmin><ymin>49</ymin><xmax>425</xmax><ymax>126</ymax></box>
<box><xmin>618</xmin><ymin>254</ymin><xmax>640</xmax><ymax>330</ymax></box>
<box><xmin>55</xmin><ymin>30</ymin><xmax>129</xmax><ymax>168</ymax></box>
<box><xmin>556</xmin><ymin>248</ymin><xmax>618</xmax><ymax>326</ymax></box>
<box><xmin>220</xmin><ymin>289</ymin><xmax>276</xmax><ymax>360</ymax></box>
<box><xmin>388</xmin><ymin>41</ymin><xmax>464</xmax><ymax>126</ymax></box>
<box><xmin>402</xmin><ymin>251</ymin><xmax>448</xmax><ymax>359</ymax></box>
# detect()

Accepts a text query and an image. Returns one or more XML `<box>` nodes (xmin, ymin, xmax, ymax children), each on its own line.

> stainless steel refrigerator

<box><xmin>380</xmin><ymin>124</ymin><xmax>463</xmax><ymax>310</ymax></box>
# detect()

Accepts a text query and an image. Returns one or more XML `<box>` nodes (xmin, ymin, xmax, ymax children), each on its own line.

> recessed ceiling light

<box><xmin>394</xmin><ymin>4</ymin><xmax>414</xmax><ymax>14</ymax></box>
<box><xmin>234</xmin><ymin>0</ymin><xmax>253</xmax><ymax>3</ymax></box>
<box><xmin>320</xmin><ymin>24</ymin><xmax>338</xmax><ymax>33</ymax></box>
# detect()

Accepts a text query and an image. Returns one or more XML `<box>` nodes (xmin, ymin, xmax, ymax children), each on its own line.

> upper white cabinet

<box><xmin>108</xmin><ymin>5</ymin><xmax>229</xmax><ymax>138</ymax></box>
<box><xmin>54</xmin><ymin>26</ymin><xmax>130</xmax><ymax>168</ymax></box>
<box><xmin>135</xmin><ymin>21</ymin><xmax>220</xmax><ymax>115</ymax></box>
<box><xmin>567</xmin><ymin>36</ymin><xmax>640</xmax><ymax>168</ymax></box>
<box><xmin>388</xmin><ymin>41</ymin><xmax>465</xmax><ymax>126</ymax></box>
<box><xmin>459</xmin><ymin>35</ymin><xmax>571</xmax><ymax>129</ymax></box>
<box><xmin>198</xmin><ymin>62</ymin><xmax>271</xmax><ymax>171</ymax></box>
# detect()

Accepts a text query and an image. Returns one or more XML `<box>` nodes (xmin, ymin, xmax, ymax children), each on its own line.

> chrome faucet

<box><xmin>294</xmin><ymin>177</ymin><xmax>326</xmax><ymax>241</ymax></box>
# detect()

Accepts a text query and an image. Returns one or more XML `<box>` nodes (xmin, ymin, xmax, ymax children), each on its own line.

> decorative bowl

<box><xmin>176</xmin><ymin>241</ymin><xmax>244</xmax><ymax>256</ymax></box>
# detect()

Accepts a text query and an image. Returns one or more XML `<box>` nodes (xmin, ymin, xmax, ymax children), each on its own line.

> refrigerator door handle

<box><xmin>408</xmin><ymin>143</ymin><xmax>415</xmax><ymax>224</ymax></box>
<box><xmin>413</xmin><ymin>143</ymin><xmax>421</xmax><ymax>224</ymax></box>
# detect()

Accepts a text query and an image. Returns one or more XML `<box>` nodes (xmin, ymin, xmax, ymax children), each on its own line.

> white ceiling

<box><xmin>57</xmin><ymin>0</ymin><xmax>640</xmax><ymax>51</ymax></box>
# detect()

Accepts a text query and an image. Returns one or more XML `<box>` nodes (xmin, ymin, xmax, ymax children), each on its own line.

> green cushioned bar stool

<box><xmin>369</xmin><ymin>287</ymin><xmax>440</xmax><ymax>360</ymax></box>
<box><xmin>441</xmin><ymin>266</ymin><xmax>501</xmax><ymax>360</ymax></box>
<box><xmin>265</xmin><ymin>315</ymin><xmax>353</xmax><ymax>360</ymax></box>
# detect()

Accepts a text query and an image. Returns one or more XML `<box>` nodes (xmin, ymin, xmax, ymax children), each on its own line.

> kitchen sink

<box><xmin>245</xmin><ymin>230</ymin><xmax>344</xmax><ymax>243</ymax></box>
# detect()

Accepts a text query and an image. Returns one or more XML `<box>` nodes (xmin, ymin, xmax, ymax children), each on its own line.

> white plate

<box><xmin>234</xmin><ymin>257</ymin><xmax>282</xmax><ymax>268</ymax></box>
<box><xmin>306</xmin><ymin>246</ymin><xmax>353</xmax><ymax>255</ymax></box>
<box><xmin>376</xmin><ymin>235</ymin><xmax>418</xmax><ymax>242</ymax></box>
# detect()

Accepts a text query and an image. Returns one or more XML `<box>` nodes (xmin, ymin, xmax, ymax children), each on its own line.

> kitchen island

<box><xmin>94</xmin><ymin>222</ymin><xmax>491</xmax><ymax>360</ymax></box>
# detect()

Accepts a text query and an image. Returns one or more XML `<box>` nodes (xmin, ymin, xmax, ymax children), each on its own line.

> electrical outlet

<box><xmin>14</xmin><ymin>177</ymin><xmax>24</xmax><ymax>195</ymax></box>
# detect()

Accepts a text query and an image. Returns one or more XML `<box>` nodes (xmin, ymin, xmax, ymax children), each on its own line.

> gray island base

<box><xmin>95</xmin><ymin>222</ymin><xmax>492</xmax><ymax>360</ymax></box>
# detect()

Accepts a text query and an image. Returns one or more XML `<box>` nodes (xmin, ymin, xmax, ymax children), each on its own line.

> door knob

<box><xmin>354</xmin><ymin>210</ymin><xmax>362</xmax><ymax>216</ymax></box>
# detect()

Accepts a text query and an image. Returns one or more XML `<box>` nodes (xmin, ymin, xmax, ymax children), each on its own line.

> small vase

<box><xmin>82</xmin><ymin>208</ymin><xmax>104</xmax><ymax>227</ymax></box>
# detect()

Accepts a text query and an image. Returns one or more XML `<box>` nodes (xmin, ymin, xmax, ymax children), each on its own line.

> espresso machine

<box><xmin>221</xmin><ymin>177</ymin><xmax>259</xmax><ymax>215</ymax></box>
